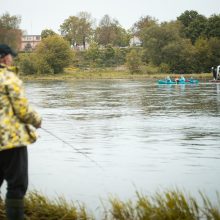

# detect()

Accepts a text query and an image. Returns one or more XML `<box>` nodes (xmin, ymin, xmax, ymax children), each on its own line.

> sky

<box><xmin>1</xmin><ymin>0</ymin><xmax>220</xmax><ymax>35</ymax></box>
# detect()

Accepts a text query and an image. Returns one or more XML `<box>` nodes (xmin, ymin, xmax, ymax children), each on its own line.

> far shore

<box><xmin>20</xmin><ymin>70</ymin><xmax>212</xmax><ymax>81</ymax></box>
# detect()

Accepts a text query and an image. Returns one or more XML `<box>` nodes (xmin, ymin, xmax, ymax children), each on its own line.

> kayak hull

<box><xmin>158</xmin><ymin>80</ymin><xmax>199</xmax><ymax>85</ymax></box>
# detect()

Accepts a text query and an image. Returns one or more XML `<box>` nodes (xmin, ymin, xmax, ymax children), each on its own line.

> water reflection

<box><xmin>17</xmin><ymin>80</ymin><xmax>220</xmax><ymax>210</ymax></box>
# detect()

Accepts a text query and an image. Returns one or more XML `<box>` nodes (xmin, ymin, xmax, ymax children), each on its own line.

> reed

<box><xmin>0</xmin><ymin>190</ymin><xmax>219</xmax><ymax>219</ymax></box>
<box><xmin>108</xmin><ymin>190</ymin><xmax>220</xmax><ymax>220</ymax></box>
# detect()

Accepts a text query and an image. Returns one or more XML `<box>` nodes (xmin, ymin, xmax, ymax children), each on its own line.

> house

<box><xmin>129</xmin><ymin>36</ymin><xmax>142</xmax><ymax>47</ymax></box>
<box><xmin>20</xmin><ymin>35</ymin><xmax>41</xmax><ymax>51</ymax></box>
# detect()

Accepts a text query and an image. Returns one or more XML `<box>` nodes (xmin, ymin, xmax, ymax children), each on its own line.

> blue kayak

<box><xmin>158</xmin><ymin>79</ymin><xmax>199</xmax><ymax>84</ymax></box>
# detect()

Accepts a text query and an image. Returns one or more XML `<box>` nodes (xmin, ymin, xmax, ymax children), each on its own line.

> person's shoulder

<box><xmin>4</xmin><ymin>68</ymin><xmax>22</xmax><ymax>86</ymax></box>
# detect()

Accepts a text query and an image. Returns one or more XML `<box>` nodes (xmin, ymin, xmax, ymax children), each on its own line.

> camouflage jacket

<box><xmin>0</xmin><ymin>64</ymin><xmax>41</xmax><ymax>151</ymax></box>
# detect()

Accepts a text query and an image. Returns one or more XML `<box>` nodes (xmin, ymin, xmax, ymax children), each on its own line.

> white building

<box><xmin>129</xmin><ymin>36</ymin><xmax>142</xmax><ymax>47</ymax></box>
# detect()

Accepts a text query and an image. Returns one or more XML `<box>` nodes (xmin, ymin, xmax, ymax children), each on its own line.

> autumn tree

<box><xmin>0</xmin><ymin>12</ymin><xmax>22</xmax><ymax>51</ymax></box>
<box><xmin>131</xmin><ymin>15</ymin><xmax>157</xmax><ymax>39</ymax></box>
<box><xmin>60</xmin><ymin>12</ymin><xmax>94</xmax><ymax>49</ymax></box>
<box><xmin>95</xmin><ymin>14</ymin><xmax>129</xmax><ymax>47</ymax></box>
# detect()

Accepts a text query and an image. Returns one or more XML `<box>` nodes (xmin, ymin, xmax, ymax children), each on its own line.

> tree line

<box><xmin>1</xmin><ymin>10</ymin><xmax>220</xmax><ymax>74</ymax></box>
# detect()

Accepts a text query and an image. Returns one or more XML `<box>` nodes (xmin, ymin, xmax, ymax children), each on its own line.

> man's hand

<box><xmin>35</xmin><ymin>119</ymin><xmax>42</xmax><ymax>129</ymax></box>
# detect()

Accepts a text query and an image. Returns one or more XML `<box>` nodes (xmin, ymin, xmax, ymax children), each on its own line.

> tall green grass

<box><xmin>0</xmin><ymin>190</ymin><xmax>219</xmax><ymax>219</ymax></box>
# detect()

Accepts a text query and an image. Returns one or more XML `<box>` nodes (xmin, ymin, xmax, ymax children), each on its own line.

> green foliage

<box><xmin>205</xmin><ymin>14</ymin><xmax>220</xmax><ymax>38</ymax></box>
<box><xmin>159</xmin><ymin>63</ymin><xmax>171</xmax><ymax>73</ymax></box>
<box><xmin>131</xmin><ymin>15</ymin><xmax>158</xmax><ymax>40</ymax></box>
<box><xmin>85</xmin><ymin>42</ymin><xmax>102</xmax><ymax>67</ymax></box>
<box><xmin>114</xmin><ymin>47</ymin><xmax>128</xmax><ymax>66</ymax></box>
<box><xmin>208</xmin><ymin>37</ymin><xmax>220</xmax><ymax>66</ymax></box>
<box><xmin>177</xmin><ymin>10</ymin><xmax>208</xmax><ymax>44</ymax></box>
<box><xmin>60</xmin><ymin>12</ymin><xmax>93</xmax><ymax>49</ymax></box>
<box><xmin>103</xmin><ymin>44</ymin><xmax>115</xmax><ymax>66</ymax></box>
<box><xmin>141</xmin><ymin>22</ymin><xmax>195</xmax><ymax>72</ymax></box>
<box><xmin>17</xmin><ymin>53</ymin><xmax>38</xmax><ymax>74</ymax></box>
<box><xmin>194</xmin><ymin>37</ymin><xmax>212</xmax><ymax>72</ymax></box>
<box><xmin>95</xmin><ymin>15</ymin><xmax>129</xmax><ymax>47</ymax></box>
<box><xmin>41</xmin><ymin>29</ymin><xmax>57</xmax><ymax>39</ymax></box>
<box><xmin>9</xmin><ymin>9</ymin><xmax>220</xmax><ymax>75</ymax></box>
<box><xmin>35</xmin><ymin>35</ymin><xmax>74</xmax><ymax>74</ymax></box>
<box><xmin>126</xmin><ymin>49</ymin><xmax>142</xmax><ymax>74</ymax></box>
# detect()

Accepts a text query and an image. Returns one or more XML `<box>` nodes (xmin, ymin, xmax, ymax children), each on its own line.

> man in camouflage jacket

<box><xmin>0</xmin><ymin>44</ymin><xmax>42</xmax><ymax>220</ymax></box>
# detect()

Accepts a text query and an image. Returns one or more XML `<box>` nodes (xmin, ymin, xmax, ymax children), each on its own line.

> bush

<box><xmin>17</xmin><ymin>53</ymin><xmax>37</xmax><ymax>75</ymax></box>
<box><xmin>126</xmin><ymin>49</ymin><xmax>142</xmax><ymax>74</ymax></box>
<box><xmin>35</xmin><ymin>35</ymin><xmax>74</xmax><ymax>74</ymax></box>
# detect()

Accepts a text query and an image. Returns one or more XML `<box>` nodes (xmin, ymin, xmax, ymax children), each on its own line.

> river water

<box><xmin>7</xmin><ymin>80</ymin><xmax>220</xmax><ymax>212</ymax></box>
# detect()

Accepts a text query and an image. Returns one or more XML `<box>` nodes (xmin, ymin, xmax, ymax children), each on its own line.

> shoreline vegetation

<box><xmin>20</xmin><ymin>69</ymin><xmax>212</xmax><ymax>81</ymax></box>
<box><xmin>0</xmin><ymin>190</ymin><xmax>219</xmax><ymax>220</ymax></box>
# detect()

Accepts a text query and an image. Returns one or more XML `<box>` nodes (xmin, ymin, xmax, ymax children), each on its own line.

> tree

<box><xmin>95</xmin><ymin>15</ymin><xmax>129</xmax><ymax>47</ymax></box>
<box><xmin>85</xmin><ymin>42</ymin><xmax>102</xmax><ymax>67</ymax></box>
<box><xmin>194</xmin><ymin>38</ymin><xmax>212</xmax><ymax>72</ymax></box>
<box><xmin>41</xmin><ymin>29</ymin><xmax>57</xmax><ymax>39</ymax></box>
<box><xmin>205</xmin><ymin>14</ymin><xmax>220</xmax><ymax>38</ymax></box>
<box><xmin>0</xmin><ymin>12</ymin><xmax>22</xmax><ymax>51</ymax></box>
<box><xmin>131</xmin><ymin>15</ymin><xmax>157</xmax><ymax>38</ymax></box>
<box><xmin>60</xmin><ymin>12</ymin><xmax>94</xmax><ymax>49</ymax></box>
<box><xmin>207</xmin><ymin>37</ymin><xmax>220</xmax><ymax>67</ymax></box>
<box><xmin>177</xmin><ymin>10</ymin><xmax>207</xmax><ymax>43</ymax></box>
<box><xmin>126</xmin><ymin>49</ymin><xmax>142</xmax><ymax>73</ymax></box>
<box><xmin>35</xmin><ymin>35</ymin><xmax>74</xmax><ymax>74</ymax></box>
<box><xmin>103</xmin><ymin>44</ymin><xmax>115</xmax><ymax>66</ymax></box>
<box><xmin>0</xmin><ymin>12</ymin><xmax>21</xmax><ymax>29</ymax></box>
<box><xmin>141</xmin><ymin>21</ymin><xmax>195</xmax><ymax>72</ymax></box>
<box><xmin>141</xmin><ymin>22</ymin><xmax>181</xmax><ymax>65</ymax></box>
<box><xmin>161</xmin><ymin>39</ymin><xmax>195</xmax><ymax>73</ymax></box>
<box><xmin>18</xmin><ymin>53</ymin><xmax>38</xmax><ymax>74</ymax></box>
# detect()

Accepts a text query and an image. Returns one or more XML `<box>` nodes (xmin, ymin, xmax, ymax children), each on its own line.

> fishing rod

<box><xmin>40</xmin><ymin>127</ymin><xmax>104</xmax><ymax>171</ymax></box>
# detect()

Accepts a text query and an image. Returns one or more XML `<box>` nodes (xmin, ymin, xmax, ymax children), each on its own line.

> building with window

<box><xmin>20</xmin><ymin>35</ymin><xmax>41</xmax><ymax>51</ymax></box>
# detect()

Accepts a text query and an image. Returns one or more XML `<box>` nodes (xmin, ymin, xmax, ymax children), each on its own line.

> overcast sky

<box><xmin>1</xmin><ymin>0</ymin><xmax>220</xmax><ymax>34</ymax></box>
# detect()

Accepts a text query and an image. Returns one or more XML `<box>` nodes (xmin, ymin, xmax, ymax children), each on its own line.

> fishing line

<box><xmin>41</xmin><ymin>128</ymin><xmax>138</xmax><ymax>195</ymax></box>
<box><xmin>40</xmin><ymin>127</ymin><xmax>104</xmax><ymax>171</ymax></box>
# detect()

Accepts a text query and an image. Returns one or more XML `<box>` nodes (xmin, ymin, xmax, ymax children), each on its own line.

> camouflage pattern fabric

<box><xmin>0</xmin><ymin>65</ymin><xmax>41</xmax><ymax>151</ymax></box>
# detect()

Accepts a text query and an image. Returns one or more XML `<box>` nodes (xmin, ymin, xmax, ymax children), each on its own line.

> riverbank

<box><xmin>0</xmin><ymin>190</ymin><xmax>219</xmax><ymax>220</ymax></box>
<box><xmin>20</xmin><ymin>70</ymin><xmax>212</xmax><ymax>81</ymax></box>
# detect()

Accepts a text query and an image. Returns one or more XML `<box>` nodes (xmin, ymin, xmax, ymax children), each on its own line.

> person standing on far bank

<box><xmin>0</xmin><ymin>44</ymin><xmax>42</xmax><ymax>220</ymax></box>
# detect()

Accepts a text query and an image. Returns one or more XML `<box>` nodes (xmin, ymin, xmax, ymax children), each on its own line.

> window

<box><xmin>35</xmin><ymin>36</ymin><xmax>41</xmax><ymax>40</ymax></box>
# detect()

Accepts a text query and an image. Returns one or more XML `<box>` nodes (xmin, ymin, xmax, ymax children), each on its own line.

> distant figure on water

<box><xmin>166</xmin><ymin>76</ymin><xmax>172</xmax><ymax>82</ymax></box>
<box><xmin>212</xmin><ymin>66</ymin><xmax>217</xmax><ymax>80</ymax></box>
<box><xmin>0</xmin><ymin>44</ymin><xmax>42</xmax><ymax>220</ymax></box>
<box><xmin>179</xmin><ymin>75</ymin><xmax>185</xmax><ymax>83</ymax></box>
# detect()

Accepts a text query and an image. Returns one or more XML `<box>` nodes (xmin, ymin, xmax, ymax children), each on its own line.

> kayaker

<box><xmin>174</xmin><ymin>76</ymin><xmax>179</xmax><ymax>83</ymax></box>
<box><xmin>166</xmin><ymin>76</ymin><xmax>172</xmax><ymax>82</ymax></box>
<box><xmin>0</xmin><ymin>44</ymin><xmax>42</xmax><ymax>220</ymax></box>
<box><xmin>212</xmin><ymin>66</ymin><xmax>217</xmax><ymax>80</ymax></box>
<box><xmin>179</xmin><ymin>75</ymin><xmax>185</xmax><ymax>83</ymax></box>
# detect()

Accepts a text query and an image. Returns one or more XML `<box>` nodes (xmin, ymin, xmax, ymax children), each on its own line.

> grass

<box><xmin>19</xmin><ymin>68</ymin><xmax>212</xmax><ymax>81</ymax></box>
<box><xmin>0</xmin><ymin>190</ymin><xmax>219</xmax><ymax>220</ymax></box>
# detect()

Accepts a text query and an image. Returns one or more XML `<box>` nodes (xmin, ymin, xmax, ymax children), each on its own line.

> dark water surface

<box><xmin>12</xmin><ymin>80</ymin><xmax>220</xmax><ymax>211</ymax></box>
